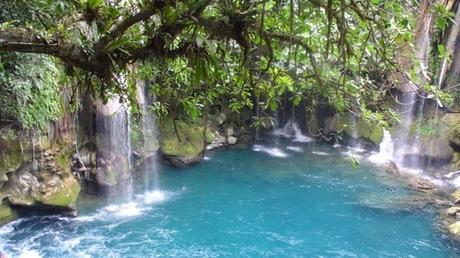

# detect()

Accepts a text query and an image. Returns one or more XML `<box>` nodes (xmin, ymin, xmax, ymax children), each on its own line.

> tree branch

<box><xmin>0</xmin><ymin>29</ymin><xmax>91</xmax><ymax>72</ymax></box>
<box><xmin>94</xmin><ymin>1</ymin><xmax>159</xmax><ymax>52</ymax></box>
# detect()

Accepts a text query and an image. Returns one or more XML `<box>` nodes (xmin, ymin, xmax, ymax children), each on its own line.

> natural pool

<box><xmin>0</xmin><ymin>141</ymin><xmax>459</xmax><ymax>257</ymax></box>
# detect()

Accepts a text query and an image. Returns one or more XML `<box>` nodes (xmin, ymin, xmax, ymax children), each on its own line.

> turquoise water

<box><xmin>0</xmin><ymin>142</ymin><xmax>459</xmax><ymax>257</ymax></box>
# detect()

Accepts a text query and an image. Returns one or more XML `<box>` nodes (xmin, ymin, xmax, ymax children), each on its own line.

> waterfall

<box><xmin>272</xmin><ymin>119</ymin><xmax>313</xmax><ymax>142</ymax></box>
<box><xmin>292</xmin><ymin>122</ymin><xmax>313</xmax><ymax>142</ymax></box>
<box><xmin>390</xmin><ymin>0</ymin><xmax>433</xmax><ymax>169</ymax></box>
<box><xmin>349</xmin><ymin>114</ymin><xmax>363</xmax><ymax>150</ymax></box>
<box><xmin>368</xmin><ymin>130</ymin><xmax>394</xmax><ymax>164</ymax></box>
<box><xmin>136</xmin><ymin>80</ymin><xmax>159</xmax><ymax>190</ymax></box>
<box><xmin>95</xmin><ymin>97</ymin><xmax>132</xmax><ymax>189</ymax></box>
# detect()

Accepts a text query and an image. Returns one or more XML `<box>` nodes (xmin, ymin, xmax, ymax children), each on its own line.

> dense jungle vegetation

<box><xmin>0</xmin><ymin>0</ymin><xmax>456</xmax><ymax>133</ymax></box>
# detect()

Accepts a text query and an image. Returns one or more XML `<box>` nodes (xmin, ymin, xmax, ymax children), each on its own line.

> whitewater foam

<box><xmin>18</xmin><ymin>249</ymin><xmax>41</xmax><ymax>258</ymax></box>
<box><xmin>312</xmin><ymin>151</ymin><xmax>328</xmax><ymax>156</ymax></box>
<box><xmin>368</xmin><ymin>130</ymin><xmax>394</xmax><ymax>164</ymax></box>
<box><xmin>105</xmin><ymin>202</ymin><xmax>143</xmax><ymax>217</ymax></box>
<box><xmin>142</xmin><ymin>190</ymin><xmax>169</xmax><ymax>204</ymax></box>
<box><xmin>286</xmin><ymin>146</ymin><xmax>303</xmax><ymax>152</ymax></box>
<box><xmin>253</xmin><ymin>145</ymin><xmax>288</xmax><ymax>158</ymax></box>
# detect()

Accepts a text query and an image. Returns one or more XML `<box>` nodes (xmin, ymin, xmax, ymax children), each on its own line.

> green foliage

<box><xmin>0</xmin><ymin>53</ymin><xmax>62</xmax><ymax>130</ymax></box>
<box><xmin>0</xmin><ymin>0</ymin><xmax>453</xmax><ymax>133</ymax></box>
<box><xmin>418</xmin><ymin>119</ymin><xmax>441</xmax><ymax>137</ymax></box>
<box><xmin>432</xmin><ymin>3</ymin><xmax>455</xmax><ymax>31</ymax></box>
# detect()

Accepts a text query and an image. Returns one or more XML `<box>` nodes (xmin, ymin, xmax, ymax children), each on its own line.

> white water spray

<box><xmin>368</xmin><ymin>130</ymin><xmax>394</xmax><ymax>164</ymax></box>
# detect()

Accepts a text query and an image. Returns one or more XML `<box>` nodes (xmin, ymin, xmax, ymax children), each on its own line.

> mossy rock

<box><xmin>336</xmin><ymin>113</ymin><xmax>384</xmax><ymax>146</ymax></box>
<box><xmin>443</xmin><ymin>113</ymin><xmax>460</xmax><ymax>150</ymax></box>
<box><xmin>0</xmin><ymin>130</ymin><xmax>23</xmax><ymax>181</ymax></box>
<box><xmin>159</xmin><ymin>118</ymin><xmax>205</xmax><ymax>157</ymax></box>
<box><xmin>205</xmin><ymin>130</ymin><xmax>214</xmax><ymax>144</ymax></box>
<box><xmin>0</xmin><ymin>202</ymin><xmax>17</xmax><ymax>225</ymax></box>
<box><xmin>38</xmin><ymin>175</ymin><xmax>81</xmax><ymax>208</ymax></box>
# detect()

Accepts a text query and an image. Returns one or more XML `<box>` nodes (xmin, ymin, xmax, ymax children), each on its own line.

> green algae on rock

<box><xmin>336</xmin><ymin>113</ymin><xmax>384</xmax><ymax>146</ymax></box>
<box><xmin>159</xmin><ymin>118</ymin><xmax>205</xmax><ymax>167</ymax></box>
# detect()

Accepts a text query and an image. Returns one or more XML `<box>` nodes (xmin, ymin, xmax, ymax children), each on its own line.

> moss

<box><xmin>39</xmin><ymin>175</ymin><xmax>80</xmax><ymax>208</ymax></box>
<box><xmin>55</xmin><ymin>151</ymin><xmax>71</xmax><ymax>175</ymax></box>
<box><xmin>0</xmin><ymin>130</ymin><xmax>23</xmax><ymax>179</ymax></box>
<box><xmin>442</xmin><ymin>114</ymin><xmax>460</xmax><ymax>148</ymax></box>
<box><xmin>159</xmin><ymin>118</ymin><xmax>205</xmax><ymax>157</ymax></box>
<box><xmin>205</xmin><ymin>130</ymin><xmax>214</xmax><ymax>144</ymax></box>
<box><xmin>336</xmin><ymin>113</ymin><xmax>384</xmax><ymax>145</ymax></box>
<box><xmin>0</xmin><ymin>202</ymin><xmax>17</xmax><ymax>225</ymax></box>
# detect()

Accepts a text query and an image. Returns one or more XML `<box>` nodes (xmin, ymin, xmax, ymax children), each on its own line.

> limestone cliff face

<box><xmin>0</xmin><ymin>129</ymin><xmax>80</xmax><ymax>225</ymax></box>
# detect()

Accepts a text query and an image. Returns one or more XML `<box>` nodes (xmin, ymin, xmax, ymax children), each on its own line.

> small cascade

<box><xmin>272</xmin><ymin>119</ymin><xmax>313</xmax><ymax>142</ymax></box>
<box><xmin>136</xmin><ymin>80</ymin><xmax>158</xmax><ymax>157</ymax></box>
<box><xmin>292</xmin><ymin>122</ymin><xmax>313</xmax><ymax>142</ymax></box>
<box><xmin>136</xmin><ymin>80</ymin><xmax>159</xmax><ymax>190</ymax></box>
<box><xmin>95</xmin><ymin>97</ymin><xmax>132</xmax><ymax>191</ymax></box>
<box><xmin>368</xmin><ymin>130</ymin><xmax>394</xmax><ymax>164</ymax></box>
<box><xmin>349</xmin><ymin>114</ymin><xmax>363</xmax><ymax>150</ymax></box>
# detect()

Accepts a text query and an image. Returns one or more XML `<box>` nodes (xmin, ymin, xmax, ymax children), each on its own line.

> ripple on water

<box><xmin>1</xmin><ymin>144</ymin><xmax>459</xmax><ymax>257</ymax></box>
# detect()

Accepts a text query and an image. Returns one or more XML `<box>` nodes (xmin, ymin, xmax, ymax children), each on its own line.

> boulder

<box><xmin>216</xmin><ymin>112</ymin><xmax>227</xmax><ymax>126</ymax></box>
<box><xmin>0</xmin><ymin>129</ymin><xmax>23</xmax><ymax>189</ymax></box>
<box><xmin>405</xmin><ymin>176</ymin><xmax>437</xmax><ymax>193</ymax></box>
<box><xmin>0</xmin><ymin>202</ymin><xmax>17</xmax><ymax>225</ymax></box>
<box><xmin>227</xmin><ymin>136</ymin><xmax>237</xmax><ymax>145</ymax></box>
<box><xmin>2</xmin><ymin>150</ymin><xmax>80</xmax><ymax>211</ymax></box>
<box><xmin>442</xmin><ymin>113</ymin><xmax>460</xmax><ymax>150</ymax></box>
<box><xmin>386</xmin><ymin>161</ymin><xmax>401</xmax><ymax>176</ymax></box>
<box><xmin>401</xmin><ymin>137</ymin><xmax>454</xmax><ymax>168</ymax></box>
<box><xmin>336</xmin><ymin>113</ymin><xmax>384</xmax><ymax>148</ymax></box>
<box><xmin>446</xmin><ymin>206</ymin><xmax>460</xmax><ymax>216</ymax></box>
<box><xmin>159</xmin><ymin>118</ymin><xmax>205</xmax><ymax>167</ymax></box>
<box><xmin>448</xmin><ymin>221</ymin><xmax>460</xmax><ymax>235</ymax></box>
<box><xmin>226</xmin><ymin>126</ymin><xmax>234</xmax><ymax>137</ymax></box>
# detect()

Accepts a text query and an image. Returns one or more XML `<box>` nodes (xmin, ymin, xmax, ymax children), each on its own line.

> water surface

<box><xmin>0</xmin><ymin>142</ymin><xmax>458</xmax><ymax>257</ymax></box>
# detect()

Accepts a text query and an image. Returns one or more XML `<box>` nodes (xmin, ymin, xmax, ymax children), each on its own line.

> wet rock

<box><xmin>0</xmin><ymin>202</ymin><xmax>17</xmax><ymax>225</ymax></box>
<box><xmin>206</xmin><ymin>131</ymin><xmax>226</xmax><ymax>150</ymax></box>
<box><xmin>446</xmin><ymin>207</ymin><xmax>460</xmax><ymax>216</ymax></box>
<box><xmin>2</xmin><ymin>154</ymin><xmax>80</xmax><ymax>211</ymax></box>
<box><xmin>164</xmin><ymin>154</ymin><xmax>204</xmax><ymax>168</ymax></box>
<box><xmin>357</xmin><ymin>192</ymin><xmax>436</xmax><ymax>212</ymax></box>
<box><xmin>159</xmin><ymin>118</ymin><xmax>205</xmax><ymax>167</ymax></box>
<box><xmin>216</xmin><ymin>112</ymin><xmax>227</xmax><ymax>126</ymax></box>
<box><xmin>226</xmin><ymin>126</ymin><xmax>234</xmax><ymax>137</ymax></box>
<box><xmin>238</xmin><ymin>134</ymin><xmax>253</xmax><ymax>145</ymax></box>
<box><xmin>406</xmin><ymin>176</ymin><xmax>438</xmax><ymax>192</ymax></box>
<box><xmin>227</xmin><ymin>136</ymin><xmax>237</xmax><ymax>145</ymax></box>
<box><xmin>448</xmin><ymin>221</ymin><xmax>460</xmax><ymax>235</ymax></box>
<box><xmin>434</xmin><ymin>198</ymin><xmax>450</xmax><ymax>207</ymax></box>
<box><xmin>336</xmin><ymin>112</ymin><xmax>383</xmax><ymax>149</ymax></box>
<box><xmin>442</xmin><ymin>113</ymin><xmax>460</xmax><ymax>150</ymax></box>
<box><xmin>452</xmin><ymin>189</ymin><xmax>460</xmax><ymax>204</ymax></box>
<box><xmin>401</xmin><ymin>137</ymin><xmax>454</xmax><ymax>168</ymax></box>
<box><xmin>0</xmin><ymin>129</ymin><xmax>23</xmax><ymax>187</ymax></box>
<box><xmin>386</xmin><ymin>161</ymin><xmax>401</xmax><ymax>176</ymax></box>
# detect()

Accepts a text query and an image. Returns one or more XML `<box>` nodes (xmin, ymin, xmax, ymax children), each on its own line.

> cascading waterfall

<box><xmin>95</xmin><ymin>97</ymin><xmax>132</xmax><ymax>193</ymax></box>
<box><xmin>136</xmin><ymin>79</ymin><xmax>160</xmax><ymax>190</ymax></box>
<box><xmin>368</xmin><ymin>129</ymin><xmax>394</xmax><ymax>164</ymax></box>
<box><xmin>391</xmin><ymin>0</ymin><xmax>432</xmax><ymax>170</ymax></box>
